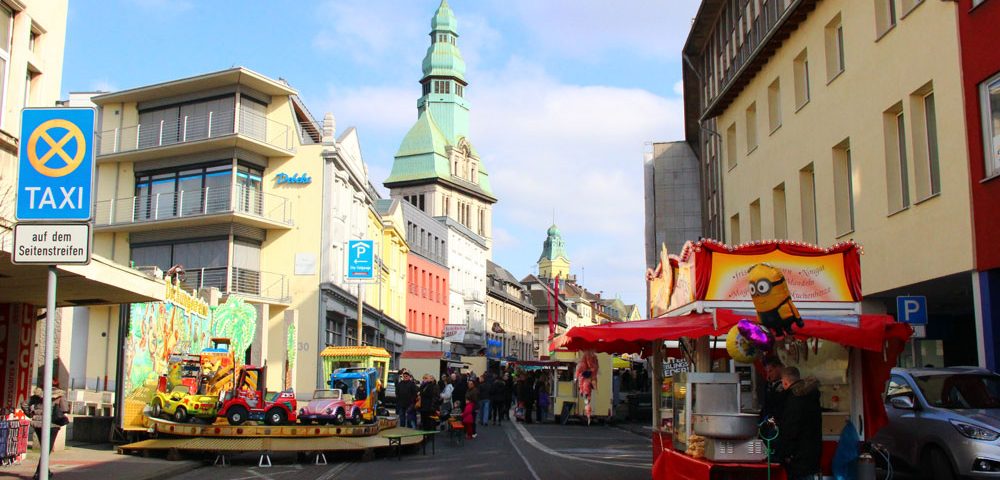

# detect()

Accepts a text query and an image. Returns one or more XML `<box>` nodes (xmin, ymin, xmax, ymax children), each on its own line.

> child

<box><xmin>461</xmin><ymin>398</ymin><xmax>475</xmax><ymax>439</ymax></box>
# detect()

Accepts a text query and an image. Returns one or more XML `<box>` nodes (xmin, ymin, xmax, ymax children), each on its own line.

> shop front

<box><xmin>553</xmin><ymin>239</ymin><xmax>912</xmax><ymax>479</ymax></box>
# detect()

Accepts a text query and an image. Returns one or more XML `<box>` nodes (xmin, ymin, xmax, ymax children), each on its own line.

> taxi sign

<box><xmin>16</xmin><ymin>108</ymin><xmax>96</xmax><ymax>221</ymax></box>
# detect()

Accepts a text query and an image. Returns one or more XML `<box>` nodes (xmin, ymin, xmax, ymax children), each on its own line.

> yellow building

<box><xmin>87</xmin><ymin>67</ymin><xmax>360</xmax><ymax>392</ymax></box>
<box><xmin>373</xmin><ymin>199</ymin><xmax>409</xmax><ymax>332</ymax></box>
<box><xmin>683</xmin><ymin>1</ymin><xmax>974</xmax><ymax>364</ymax></box>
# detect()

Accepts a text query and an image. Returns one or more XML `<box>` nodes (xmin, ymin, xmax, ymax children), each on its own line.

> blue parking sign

<box><xmin>347</xmin><ymin>240</ymin><xmax>375</xmax><ymax>281</ymax></box>
<box><xmin>16</xmin><ymin>108</ymin><xmax>96</xmax><ymax>221</ymax></box>
<box><xmin>896</xmin><ymin>296</ymin><xmax>927</xmax><ymax>325</ymax></box>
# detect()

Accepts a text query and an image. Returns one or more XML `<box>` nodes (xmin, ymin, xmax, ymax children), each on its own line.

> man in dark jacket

<box><xmin>418</xmin><ymin>374</ymin><xmax>441</xmax><ymax>431</ymax></box>
<box><xmin>776</xmin><ymin>367</ymin><xmax>822</xmax><ymax>480</ymax></box>
<box><xmin>395</xmin><ymin>371</ymin><xmax>418</xmax><ymax>429</ymax></box>
<box><xmin>452</xmin><ymin>372</ymin><xmax>467</xmax><ymax>411</ymax></box>
<box><xmin>490</xmin><ymin>376</ymin><xmax>507</xmax><ymax>425</ymax></box>
<box><xmin>760</xmin><ymin>357</ymin><xmax>787</xmax><ymax>423</ymax></box>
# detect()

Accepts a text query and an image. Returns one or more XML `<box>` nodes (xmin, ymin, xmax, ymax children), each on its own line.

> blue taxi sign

<box><xmin>16</xmin><ymin>108</ymin><xmax>96</xmax><ymax>221</ymax></box>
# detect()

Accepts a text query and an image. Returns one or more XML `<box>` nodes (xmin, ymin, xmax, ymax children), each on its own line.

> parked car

<box><xmin>298</xmin><ymin>389</ymin><xmax>360</xmax><ymax>425</ymax></box>
<box><xmin>874</xmin><ymin>367</ymin><xmax>1000</xmax><ymax>479</ymax></box>
<box><xmin>384</xmin><ymin>370</ymin><xmax>398</xmax><ymax>406</ymax></box>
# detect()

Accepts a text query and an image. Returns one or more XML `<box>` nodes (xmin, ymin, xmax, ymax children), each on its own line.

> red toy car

<box><xmin>217</xmin><ymin>365</ymin><xmax>297</xmax><ymax>426</ymax></box>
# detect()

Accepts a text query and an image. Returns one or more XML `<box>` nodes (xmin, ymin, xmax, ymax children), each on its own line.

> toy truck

<box><xmin>217</xmin><ymin>365</ymin><xmax>298</xmax><ymax>426</ymax></box>
<box><xmin>148</xmin><ymin>338</ymin><xmax>237</xmax><ymax>423</ymax></box>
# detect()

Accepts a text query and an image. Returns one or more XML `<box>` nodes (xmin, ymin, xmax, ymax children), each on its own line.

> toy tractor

<box><xmin>328</xmin><ymin>367</ymin><xmax>382</xmax><ymax>424</ymax></box>
<box><xmin>217</xmin><ymin>364</ymin><xmax>298</xmax><ymax>426</ymax></box>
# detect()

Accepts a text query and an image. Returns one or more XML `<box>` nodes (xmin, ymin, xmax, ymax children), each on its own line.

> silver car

<box><xmin>874</xmin><ymin>367</ymin><xmax>1000</xmax><ymax>479</ymax></box>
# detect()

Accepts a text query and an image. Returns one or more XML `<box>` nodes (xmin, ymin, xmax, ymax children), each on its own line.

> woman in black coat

<box><xmin>418</xmin><ymin>374</ymin><xmax>441</xmax><ymax>431</ymax></box>
<box><xmin>775</xmin><ymin>367</ymin><xmax>822</xmax><ymax>480</ymax></box>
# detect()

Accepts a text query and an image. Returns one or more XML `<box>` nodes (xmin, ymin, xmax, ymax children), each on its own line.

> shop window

<box><xmin>778</xmin><ymin>339</ymin><xmax>852</xmax><ymax>436</ymax></box>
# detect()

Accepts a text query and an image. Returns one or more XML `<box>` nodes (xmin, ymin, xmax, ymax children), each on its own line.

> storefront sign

<box><xmin>705</xmin><ymin>250</ymin><xmax>852</xmax><ymax>302</ymax></box>
<box><xmin>275</xmin><ymin>173</ymin><xmax>311</xmax><ymax>185</ymax></box>
<box><xmin>442</xmin><ymin>324</ymin><xmax>466</xmax><ymax>343</ymax></box>
<box><xmin>663</xmin><ymin>358</ymin><xmax>690</xmax><ymax>376</ymax></box>
<box><xmin>487</xmin><ymin>338</ymin><xmax>503</xmax><ymax>359</ymax></box>
<box><xmin>165</xmin><ymin>278</ymin><xmax>210</xmax><ymax>316</ymax></box>
<box><xmin>0</xmin><ymin>303</ymin><xmax>37</xmax><ymax>410</ymax></box>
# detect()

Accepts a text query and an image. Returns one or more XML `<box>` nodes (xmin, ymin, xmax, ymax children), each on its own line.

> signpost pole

<box><xmin>357</xmin><ymin>285</ymin><xmax>364</xmax><ymax>347</ymax></box>
<box><xmin>40</xmin><ymin>266</ymin><xmax>57</xmax><ymax>480</ymax></box>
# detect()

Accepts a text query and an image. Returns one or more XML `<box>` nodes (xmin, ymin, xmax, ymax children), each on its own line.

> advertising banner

<box><xmin>0</xmin><ymin>303</ymin><xmax>37</xmax><ymax>410</ymax></box>
<box><xmin>442</xmin><ymin>324</ymin><xmax>466</xmax><ymax>343</ymax></box>
<box><xmin>705</xmin><ymin>250</ymin><xmax>853</xmax><ymax>302</ymax></box>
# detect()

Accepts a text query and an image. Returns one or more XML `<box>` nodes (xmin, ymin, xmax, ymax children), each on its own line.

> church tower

<box><xmin>537</xmin><ymin>224</ymin><xmax>571</xmax><ymax>280</ymax></box>
<box><xmin>385</xmin><ymin>0</ymin><xmax>496</xmax><ymax>254</ymax></box>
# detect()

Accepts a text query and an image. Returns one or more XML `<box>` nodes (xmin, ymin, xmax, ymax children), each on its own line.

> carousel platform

<box><xmin>141</xmin><ymin>415</ymin><xmax>398</xmax><ymax>437</ymax></box>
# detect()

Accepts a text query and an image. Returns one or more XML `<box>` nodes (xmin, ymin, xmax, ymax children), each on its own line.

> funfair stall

<box><xmin>553</xmin><ymin>240</ymin><xmax>912</xmax><ymax>480</ymax></box>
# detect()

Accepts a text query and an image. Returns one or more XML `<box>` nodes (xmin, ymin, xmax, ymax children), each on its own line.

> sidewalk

<box><xmin>0</xmin><ymin>442</ymin><xmax>200</xmax><ymax>480</ymax></box>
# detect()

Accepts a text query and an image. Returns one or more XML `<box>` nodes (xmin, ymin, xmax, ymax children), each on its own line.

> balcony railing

<box><xmin>94</xmin><ymin>184</ymin><xmax>292</xmax><ymax>227</ymax></box>
<box><xmin>98</xmin><ymin>108</ymin><xmax>293</xmax><ymax>155</ymax></box>
<box><xmin>182</xmin><ymin>266</ymin><xmax>289</xmax><ymax>303</ymax></box>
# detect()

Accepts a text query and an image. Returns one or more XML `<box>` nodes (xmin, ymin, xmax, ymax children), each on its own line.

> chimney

<box><xmin>323</xmin><ymin>112</ymin><xmax>336</xmax><ymax>144</ymax></box>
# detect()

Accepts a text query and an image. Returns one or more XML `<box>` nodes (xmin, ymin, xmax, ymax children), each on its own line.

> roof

<box><xmin>319</xmin><ymin>346</ymin><xmax>391</xmax><ymax>358</ymax></box>
<box><xmin>393</xmin><ymin>109</ymin><xmax>451</xmax><ymax>159</ymax></box>
<box><xmin>487</xmin><ymin>260</ymin><xmax>520</xmax><ymax>285</ymax></box>
<box><xmin>538</xmin><ymin>224</ymin><xmax>569</xmax><ymax>263</ymax></box>
<box><xmin>423</xmin><ymin>0</ymin><xmax>467</xmax><ymax>83</ymax></box>
<box><xmin>91</xmin><ymin>67</ymin><xmax>297</xmax><ymax>105</ymax></box>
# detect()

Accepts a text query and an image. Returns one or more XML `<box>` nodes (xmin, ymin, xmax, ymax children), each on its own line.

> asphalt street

<box><xmin>166</xmin><ymin>420</ymin><xmax>653</xmax><ymax>480</ymax></box>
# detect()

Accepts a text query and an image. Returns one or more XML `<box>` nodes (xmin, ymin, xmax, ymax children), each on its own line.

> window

<box><xmin>875</xmin><ymin>0</ymin><xmax>897</xmax><ymax>37</ymax></box>
<box><xmin>749</xmin><ymin>199</ymin><xmax>761</xmax><ymax>241</ymax></box>
<box><xmin>884</xmin><ymin>102</ymin><xmax>910</xmax><ymax>213</ymax></box>
<box><xmin>800</xmin><ymin>163</ymin><xmax>818</xmax><ymax>244</ymax></box>
<box><xmin>730</xmin><ymin>213</ymin><xmax>741</xmax><ymax>244</ymax></box>
<box><xmin>134</xmin><ymin>163</ymin><xmax>239</xmax><ymax>220</ymax></box>
<box><xmin>794</xmin><ymin>50</ymin><xmax>810</xmax><ymax>110</ymax></box>
<box><xmin>456</xmin><ymin>84</ymin><xmax>463</xmax><ymax>97</ymax></box>
<box><xmin>900</xmin><ymin>0</ymin><xmax>924</xmax><ymax>16</ymax></box>
<box><xmin>768</xmin><ymin>78</ymin><xmax>782</xmax><ymax>132</ymax></box>
<box><xmin>726</xmin><ymin>123</ymin><xmax>738</xmax><ymax>169</ymax></box>
<box><xmin>825</xmin><ymin>14</ymin><xmax>845</xmax><ymax>82</ymax></box>
<box><xmin>746</xmin><ymin>102</ymin><xmax>758</xmax><ymax>153</ymax></box>
<box><xmin>132</xmin><ymin>238</ymin><xmax>230</xmax><ymax>291</ymax></box>
<box><xmin>773</xmin><ymin>183</ymin><xmax>788</xmax><ymax>239</ymax></box>
<box><xmin>833</xmin><ymin>139</ymin><xmax>855</xmax><ymax>235</ymax></box>
<box><xmin>0</xmin><ymin>4</ymin><xmax>11</xmax><ymax>128</ymax></box>
<box><xmin>910</xmin><ymin>83</ymin><xmax>940</xmax><ymax>200</ymax></box>
<box><xmin>981</xmin><ymin>73</ymin><xmax>1000</xmax><ymax>177</ymax></box>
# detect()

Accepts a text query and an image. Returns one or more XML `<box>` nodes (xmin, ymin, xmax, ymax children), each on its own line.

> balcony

<box><xmin>97</xmin><ymin>108</ymin><xmax>295</xmax><ymax>163</ymax></box>
<box><xmin>93</xmin><ymin>185</ymin><xmax>293</xmax><ymax>232</ymax></box>
<box><xmin>181</xmin><ymin>266</ymin><xmax>289</xmax><ymax>304</ymax></box>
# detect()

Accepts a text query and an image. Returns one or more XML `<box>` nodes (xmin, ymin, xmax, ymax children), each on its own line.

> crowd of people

<box><xmin>392</xmin><ymin>367</ymin><xmax>557</xmax><ymax>439</ymax></box>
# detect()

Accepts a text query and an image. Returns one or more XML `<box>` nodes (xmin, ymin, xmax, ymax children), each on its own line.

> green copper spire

<box><xmin>418</xmin><ymin>0</ymin><xmax>468</xmax><ymax>144</ymax></box>
<box><xmin>539</xmin><ymin>224</ymin><xmax>569</xmax><ymax>262</ymax></box>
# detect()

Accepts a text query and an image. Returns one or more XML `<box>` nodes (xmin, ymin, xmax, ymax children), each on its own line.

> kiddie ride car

<box><xmin>217</xmin><ymin>365</ymin><xmax>298</xmax><ymax>426</ymax></box>
<box><xmin>149</xmin><ymin>354</ymin><xmax>222</xmax><ymax>423</ymax></box>
<box><xmin>298</xmin><ymin>389</ymin><xmax>361</xmax><ymax>425</ymax></box>
<box><xmin>327</xmin><ymin>367</ymin><xmax>382</xmax><ymax>424</ymax></box>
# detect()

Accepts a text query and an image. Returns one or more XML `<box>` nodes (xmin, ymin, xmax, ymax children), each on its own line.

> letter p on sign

<box><xmin>896</xmin><ymin>296</ymin><xmax>927</xmax><ymax>325</ymax></box>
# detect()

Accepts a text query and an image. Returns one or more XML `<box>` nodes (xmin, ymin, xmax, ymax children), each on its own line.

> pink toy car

<box><xmin>298</xmin><ymin>389</ymin><xmax>362</xmax><ymax>425</ymax></box>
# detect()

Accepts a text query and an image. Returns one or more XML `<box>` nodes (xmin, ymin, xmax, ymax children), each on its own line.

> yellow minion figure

<box><xmin>747</xmin><ymin>263</ymin><xmax>803</xmax><ymax>336</ymax></box>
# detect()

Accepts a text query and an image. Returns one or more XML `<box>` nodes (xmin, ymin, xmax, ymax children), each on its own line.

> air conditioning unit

<box><xmin>135</xmin><ymin>265</ymin><xmax>163</xmax><ymax>279</ymax></box>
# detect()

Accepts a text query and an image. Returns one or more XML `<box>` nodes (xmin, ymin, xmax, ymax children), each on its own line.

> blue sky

<box><xmin>62</xmin><ymin>0</ymin><xmax>700</xmax><ymax>309</ymax></box>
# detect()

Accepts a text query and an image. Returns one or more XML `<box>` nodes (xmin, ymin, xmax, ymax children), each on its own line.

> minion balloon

<box><xmin>747</xmin><ymin>263</ymin><xmax>804</xmax><ymax>337</ymax></box>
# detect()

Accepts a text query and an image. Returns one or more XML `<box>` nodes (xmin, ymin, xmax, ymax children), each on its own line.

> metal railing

<box><xmin>93</xmin><ymin>184</ymin><xmax>292</xmax><ymax>227</ymax></box>
<box><xmin>182</xmin><ymin>266</ymin><xmax>288</xmax><ymax>302</ymax></box>
<box><xmin>98</xmin><ymin>108</ymin><xmax>293</xmax><ymax>155</ymax></box>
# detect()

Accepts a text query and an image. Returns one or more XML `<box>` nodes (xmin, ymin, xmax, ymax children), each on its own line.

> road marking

<box><xmin>504</xmin><ymin>423</ymin><xmax>542</xmax><ymax>480</ymax></box>
<box><xmin>511</xmin><ymin>421</ymin><xmax>651</xmax><ymax>469</ymax></box>
<box><xmin>316</xmin><ymin>462</ymin><xmax>350</xmax><ymax>480</ymax></box>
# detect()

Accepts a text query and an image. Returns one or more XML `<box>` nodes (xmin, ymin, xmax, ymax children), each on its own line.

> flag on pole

<box><xmin>549</xmin><ymin>274</ymin><xmax>561</xmax><ymax>341</ymax></box>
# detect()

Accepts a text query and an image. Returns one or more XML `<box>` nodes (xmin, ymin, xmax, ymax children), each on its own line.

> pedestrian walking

<box><xmin>418</xmin><ymin>374</ymin><xmax>440</xmax><ymax>431</ymax></box>
<box><xmin>461</xmin><ymin>398</ymin><xmax>475</xmax><ymax>440</ymax></box>
<box><xmin>775</xmin><ymin>367</ymin><xmax>822</xmax><ymax>480</ymax></box>
<box><xmin>465</xmin><ymin>378</ymin><xmax>479</xmax><ymax>437</ymax></box>
<box><xmin>490</xmin><ymin>375</ymin><xmax>507</xmax><ymax>425</ymax></box>
<box><xmin>395</xmin><ymin>370</ymin><xmax>419</xmax><ymax>429</ymax></box>
<box><xmin>478</xmin><ymin>374</ymin><xmax>492</xmax><ymax>426</ymax></box>
<box><xmin>30</xmin><ymin>387</ymin><xmax>68</xmax><ymax>480</ymax></box>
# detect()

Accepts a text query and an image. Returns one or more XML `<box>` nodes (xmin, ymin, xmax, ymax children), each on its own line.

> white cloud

<box><xmin>312</xmin><ymin>1</ymin><xmax>426</xmax><ymax>66</ymax></box>
<box><xmin>501</xmin><ymin>0</ymin><xmax>700</xmax><ymax>62</ymax></box>
<box><xmin>673</xmin><ymin>80</ymin><xmax>684</xmax><ymax>96</ymax></box>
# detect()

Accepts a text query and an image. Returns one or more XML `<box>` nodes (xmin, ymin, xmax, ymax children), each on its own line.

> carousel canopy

<box><xmin>552</xmin><ymin>309</ymin><xmax>911</xmax><ymax>356</ymax></box>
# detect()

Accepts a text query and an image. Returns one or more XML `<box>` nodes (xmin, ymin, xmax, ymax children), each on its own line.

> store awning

<box><xmin>319</xmin><ymin>345</ymin><xmax>391</xmax><ymax>358</ymax></box>
<box><xmin>553</xmin><ymin>309</ymin><xmax>912</xmax><ymax>356</ymax></box>
<box><xmin>551</xmin><ymin>312</ymin><xmax>729</xmax><ymax>356</ymax></box>
<box><xmin>0</xmin><ymin>251</ymin><xmax>165</xmax><ymax>306</ymax></box>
